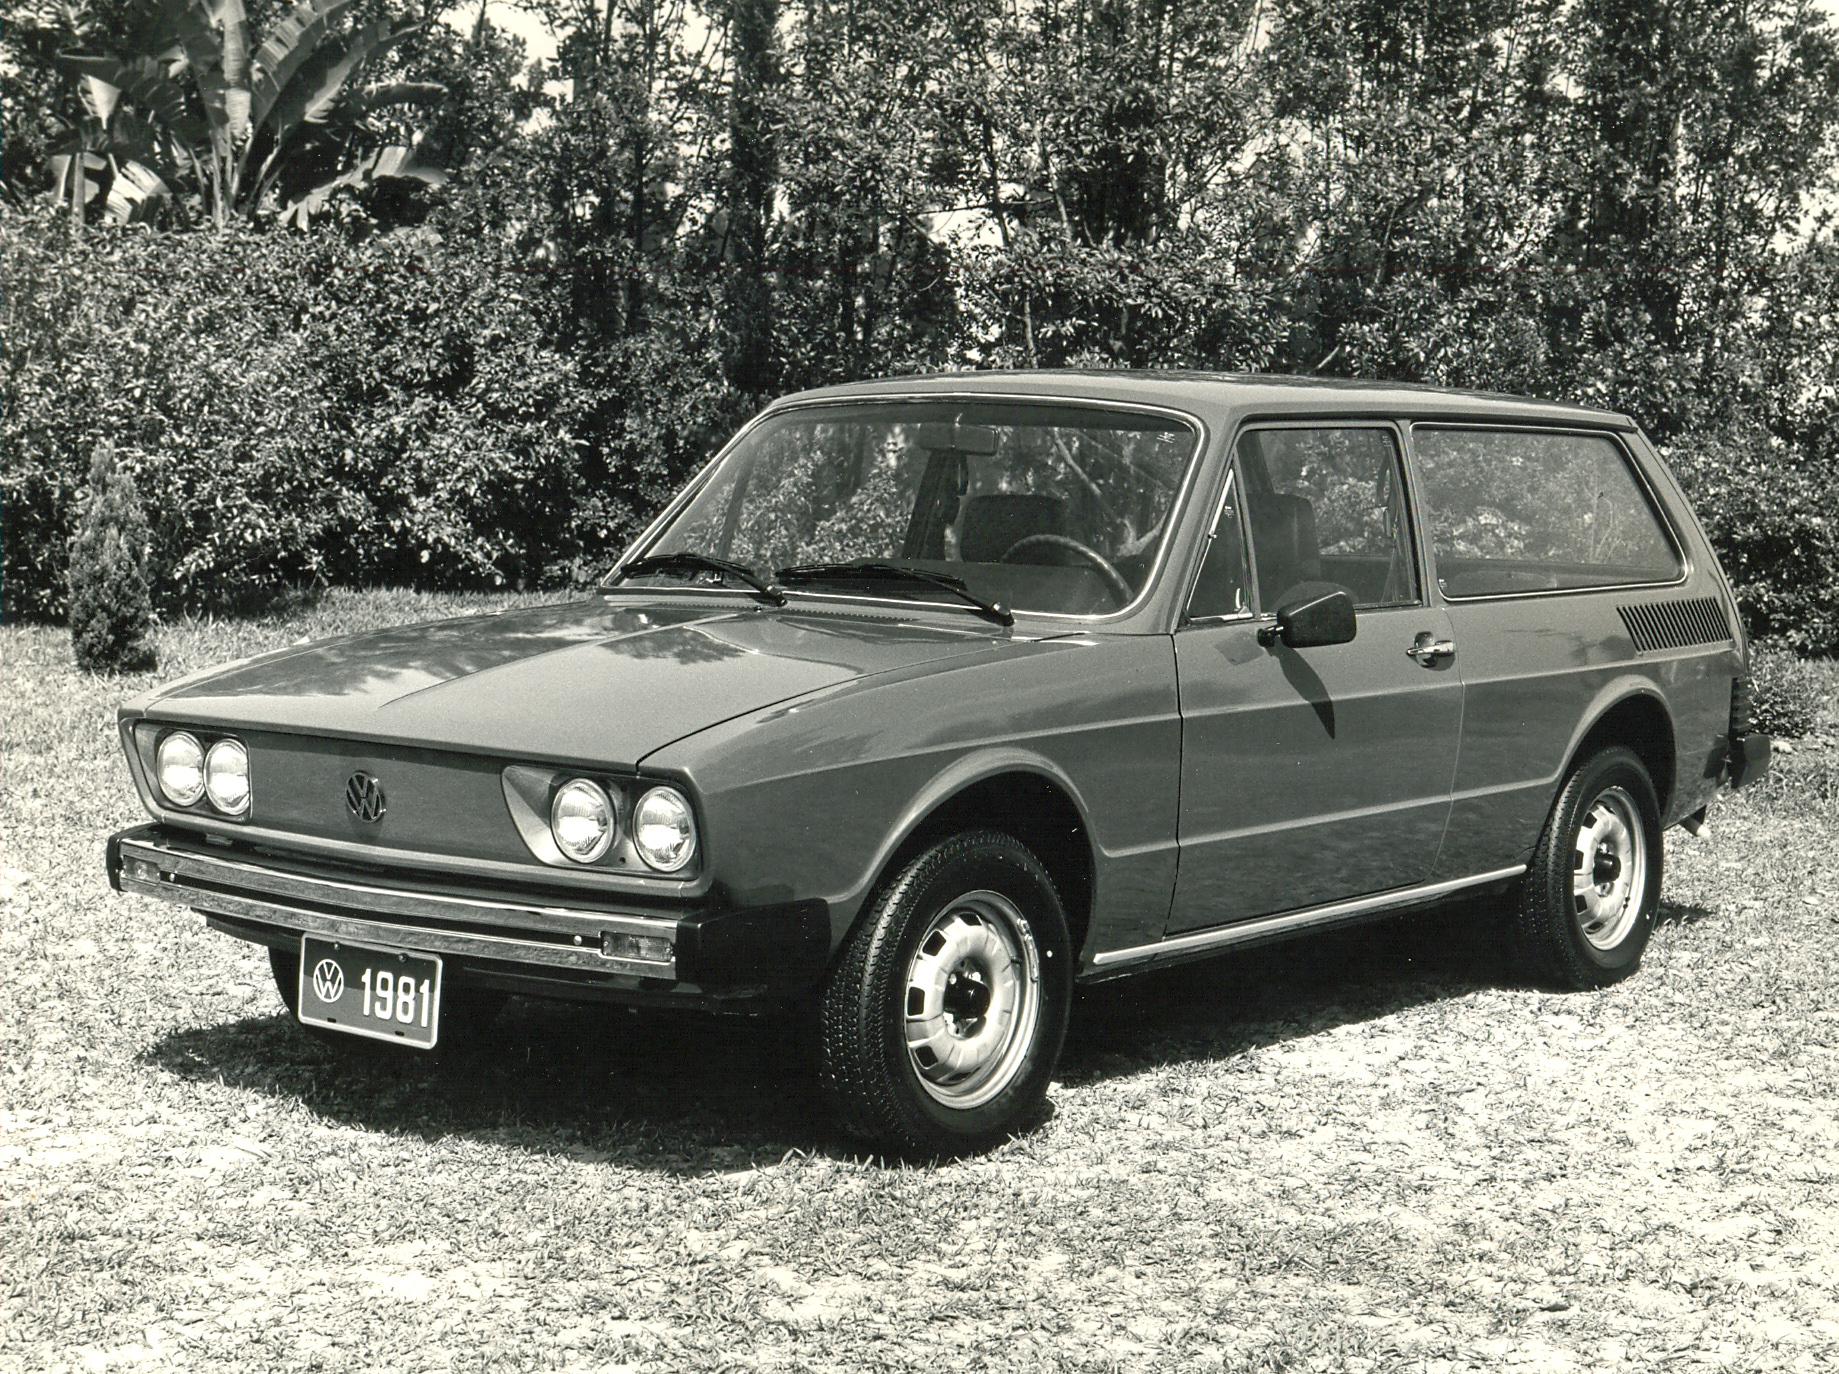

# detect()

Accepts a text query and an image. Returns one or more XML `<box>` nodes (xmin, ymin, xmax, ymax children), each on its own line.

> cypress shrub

<box><xmin>68</xmin><ymin>443</ymin><xmax>157</xmax><ymax>674</ymax></box>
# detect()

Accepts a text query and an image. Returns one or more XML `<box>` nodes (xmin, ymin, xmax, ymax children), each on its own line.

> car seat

<box><xmin>1244</xmin><ymin>491</ymin><xmax>1322</xmax><ymax>607</ymax></box>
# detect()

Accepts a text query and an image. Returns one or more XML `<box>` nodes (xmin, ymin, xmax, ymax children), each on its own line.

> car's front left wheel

<box><xmin>819</xmin><ymin>830</ymin><xmax>1073</xmax><ymax>1156</ymax></box>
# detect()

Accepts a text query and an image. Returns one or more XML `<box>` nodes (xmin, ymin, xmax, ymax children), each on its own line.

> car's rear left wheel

<box><xmin>1512</xmin><ymin>746</ymin><xmax>1663</xmax><ymax>990</ymax></box>
<box><xmin>819</xmin><ymin>830</ymin><xmax>1072</xmax><ymax>1156</ymax></box>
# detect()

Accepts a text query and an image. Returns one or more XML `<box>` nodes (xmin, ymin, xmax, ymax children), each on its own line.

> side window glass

<box><xmin>1187</xmin><ymin>483</ymin><xmax>1250</xmax><ymax>620</ymax></box>
<box><xmin>1238</xmin><ymin>427</ymin><xmax>1418</xmax><ymax>611</ymax></box>
<box><xmin>1413</xmin><ymin>430</ymin><xmax>1683</xmax><ymax>597</ymax></box>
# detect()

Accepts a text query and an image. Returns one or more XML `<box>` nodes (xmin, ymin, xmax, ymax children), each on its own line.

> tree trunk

<box><xmin>723</xmin><ymin>0</ymin><xmax>780</xmax><ymax>395</ymax></box>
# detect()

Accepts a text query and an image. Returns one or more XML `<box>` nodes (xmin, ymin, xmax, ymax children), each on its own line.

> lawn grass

<box><xmin>3</xmin><ymin>595</ymin><xmax>1837</xmax><ymax>1373</ymax></box>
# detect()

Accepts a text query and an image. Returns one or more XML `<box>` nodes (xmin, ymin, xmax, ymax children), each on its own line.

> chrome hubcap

<box><xmin>1572</xmin><ymin>786</ymin><xmax>1646</xmax><ymax>950</ymax></box>
<box><xmin>904</xmin><ymin>891</ymin><xmax>1041</xmax><ymax>1109</ymax></box>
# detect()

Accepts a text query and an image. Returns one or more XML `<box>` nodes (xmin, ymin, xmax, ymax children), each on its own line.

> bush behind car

<box><xmin>4</xmin><ymin>209</ymin><xmax>1837</xmax><ymax>656</ymax></box>
<box><xmin>0</xmin><ymin>211</ymin><xmax>731</xmax><ymax>619</ymax></box>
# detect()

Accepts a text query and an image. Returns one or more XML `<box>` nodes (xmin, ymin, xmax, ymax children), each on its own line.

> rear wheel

<box><xmin>1513</xmin><ymin>746</ymin><xmax>1663</xmax><ymax>990</ymax></box>
<box><xmin>268</xmin><ymin>946</ymin><xmax>507</xmax><ymax>1053</ymax></box>
<box><xmin>819</xmin><ymin>831</ymin><xmax>1072</xmax><ymax>1156</ymax></box>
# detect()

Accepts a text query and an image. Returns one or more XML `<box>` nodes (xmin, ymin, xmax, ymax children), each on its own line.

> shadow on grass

<box><xmin>1655</xmin><ymin>898</ymin><xmax>1717</xmax><ymax>929</ymax></box>
<box><xmin>1063</xmin><ymin>897</ymin><xmax>1520</xmax><ymax>1082</ymax></box>
<box><xmin>138</xmin><ymin>895</ymin><xmax>1589</xmax><ymax>1169</ymax></box>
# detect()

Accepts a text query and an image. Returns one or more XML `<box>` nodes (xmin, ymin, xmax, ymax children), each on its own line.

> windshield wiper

<box><xmin>774</xmin><ymin>562</ymin><xmax>1014</xmax><ymax>627</ymax></box>
<box><xmin>610</xmin><ymin>552</ymin><xmax>786</xmax><ymax>605</ymax></box>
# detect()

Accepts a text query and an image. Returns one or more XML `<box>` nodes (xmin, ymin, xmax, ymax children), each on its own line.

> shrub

<box><xmin>67</xmin><ymin>443</ymin><xmax>156</xmax><ymax>673</ymax></box>
<box><xmin>1665</xmin><ymin>431</ymin><xmax>1839</xmax><ymax>656</ymax></box>
<box><xmin>1746</xmin><ymin>646</ymin><xmax>1834</xmax><ymax>739</ymax></box>
<box><xmin>0</xmin><ymin>207</ymin><xmax>721</xmax><ymax>620</ymax></box>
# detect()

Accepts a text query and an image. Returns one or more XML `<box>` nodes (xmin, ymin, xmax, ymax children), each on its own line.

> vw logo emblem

<box><xmin>345</xmin><ymin>771</ymin><xmax>386</xmax><ymax>823</ymax></box>
<box><xmin>312</xmin><ymin>959</ymin><xmax>345</xmax><ymax>1003</ymax></box>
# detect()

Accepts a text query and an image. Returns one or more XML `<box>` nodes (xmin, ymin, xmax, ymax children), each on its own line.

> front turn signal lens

<box><xmin>204</xmin><ymin>738</ymin><xmax>250</xmax><ymax>816</ymax></box>
<box><xmin>632</xmin><ymin>786</ymin><xmax>696</xmax><ymax>873</ymax></box>
<box><xmin>550</xmin><ymin>779</ymin><xmax>616</xmax><ymax>863</ymax></box>
<box><xmin>156</xmin><ymin>731</ymin><xmax>205</xmax><ymax>807</ymax></box>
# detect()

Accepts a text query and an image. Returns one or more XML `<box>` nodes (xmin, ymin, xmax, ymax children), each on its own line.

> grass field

<box><xmin>3</xmin><ymin>593</ymin><xmax>1837</xmax><ymax>1373</ymax></box>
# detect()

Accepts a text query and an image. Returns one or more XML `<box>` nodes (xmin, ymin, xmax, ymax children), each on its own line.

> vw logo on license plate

<box><xmin>345</xmin><ymin>771</ymin><xmax>386</xmax><ymax>823</ymax></box>
<box><xmin>312</xmin><ymin>958</ymin><xmax>345</xmax><ymax>1002</ymax></box>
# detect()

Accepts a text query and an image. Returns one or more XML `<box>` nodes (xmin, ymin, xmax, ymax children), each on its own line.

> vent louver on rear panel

<box><xmin>1616</xmin><ymin>597</ymin><xmax>1732</xmax><ymax>653</ymax></box>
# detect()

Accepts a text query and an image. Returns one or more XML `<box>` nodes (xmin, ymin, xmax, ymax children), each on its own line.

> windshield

<box><xmin>626</xmin><ymin>401</ymin><xmax>1200</xmax><ymax>616</ymax></box>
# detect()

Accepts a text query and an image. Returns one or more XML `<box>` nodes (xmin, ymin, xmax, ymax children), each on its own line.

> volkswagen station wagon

<box><xmin>107</xmin><ymin>373</ymin><xmax>1771</xmax><ymax>1154</ymax></box>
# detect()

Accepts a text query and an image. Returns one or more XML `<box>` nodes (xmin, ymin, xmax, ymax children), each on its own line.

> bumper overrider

<box><xmin>106</xmin><ymin>824</ymin><xmax>831</xmax><ymax>1007</ymax></box>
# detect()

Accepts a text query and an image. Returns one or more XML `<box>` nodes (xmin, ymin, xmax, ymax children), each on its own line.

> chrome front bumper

<box><xmin>110</xmin><ymin>827</ymin><xmax>682</xmax><ymax>979</ymax></box>
<box><xmin>107</xmin><ymin>825</ymin><xmax>833</xmax><ymax>1002</ymax></box>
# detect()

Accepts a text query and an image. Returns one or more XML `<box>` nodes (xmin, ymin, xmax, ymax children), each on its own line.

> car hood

<box><xmin>137</xmin><ymin>597</ymin><xmax>1016</xmax><ymax>767</ymax></box>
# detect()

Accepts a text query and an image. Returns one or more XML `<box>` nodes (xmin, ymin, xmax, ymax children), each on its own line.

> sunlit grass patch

<box><xmin>3</xmin><ymin>593</ymin><xmax>1837</xmax><ymax>1372</ymax></box>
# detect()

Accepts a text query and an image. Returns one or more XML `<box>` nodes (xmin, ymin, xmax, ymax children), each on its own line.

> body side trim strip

<box><xmin>1090</xmin><ymin>864</ymin><xmax>1527</xmax><ymax>969</ymax></box>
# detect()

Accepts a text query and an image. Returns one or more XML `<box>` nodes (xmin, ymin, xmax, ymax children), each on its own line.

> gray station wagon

<box><xmin>107</xmin><ymin>372</ymin><xmax>1771</xmax><ymax>1154</ymax></box>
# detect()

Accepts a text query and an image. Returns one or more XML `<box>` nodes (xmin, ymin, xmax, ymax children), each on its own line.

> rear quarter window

<box><xmin>1412</xmin><ymin>428</ymin><xmax>1682</xmax><ymax>598</ymax></box>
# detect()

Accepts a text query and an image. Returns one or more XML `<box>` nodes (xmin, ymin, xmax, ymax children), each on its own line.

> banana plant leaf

<box><xmin>345</xmin><ymin>81</ymin><xmax>446</xmax><ymax>116</ymax></box>
<box><xmin>251</xmin><ymin>20</ymin><xmax>420</xmax><ymax>204</ymax></box>
<box><xmin>249</xmin><ymin>0</ymin><xmax>357</xmax><ymax>135</ymax></box>
<box><xmin>80</xmin><ymin>74</ymin><xmax>121</xmax><ymax>126</ymax></box>
<box><xmin>105</xmin><ymin>159</ymin><xmax>172</xmax><ymax>222</ymax></box>
<box><xmin>57</xmin><ymin>52</ymin><xmax>210</xmax><ymax>150</ymax></box>
<box><xmin>163</xmin><ymin>0</ymin><xmax>231</xmax><ymax>137</ymax></box>
<box><xmin>50</xmin><ymin>152</ymin><xmax>108</xmax><ymax>205</ymax></box>
<box><xmin>214</xmin><ymin>0</ymin><xmax>253</xmax><ymax>140</ymax></box>
<box><xmin>280</xmin><ymin>143</ymin><xmax>444</xmax><ymax>227</ymax></box>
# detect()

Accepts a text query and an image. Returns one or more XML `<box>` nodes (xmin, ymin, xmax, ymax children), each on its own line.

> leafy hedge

<box><xmin>4</xmin><ymin>207</ymin><xmax>1837</xmax><ymax>656</ymax></box>
<box><xmin>1</xmin><ymin>209</ymin><xmax>733</xmax><ymax>619</ymax></box>
<box><xmin>1666</xmin><ymin>432</ymin><xmax>1839</xmax><ymax>657</ymax></box>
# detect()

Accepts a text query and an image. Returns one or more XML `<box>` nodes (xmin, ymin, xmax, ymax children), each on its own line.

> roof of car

<box><xmin>777</xmin><ymin>370</ymin><xmax>1637</xmax><ymax>430</ymax></box>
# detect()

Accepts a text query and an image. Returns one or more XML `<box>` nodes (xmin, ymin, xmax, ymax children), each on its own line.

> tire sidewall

<box><xmin>867</xmin><ymin>833</ymin><xmax>1073</xmax><ymax>1150</ymax></box>
<box><xmin>1536</xmin><ymin>748</ymin><xmax>1663</xmax><ymax>978</ymax></box>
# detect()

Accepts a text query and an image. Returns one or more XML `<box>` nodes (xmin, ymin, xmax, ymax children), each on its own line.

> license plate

<box><xmin>297</xmin><ymin>936</ymin><xmax>443</xmax><ymax>1048</ymax></box>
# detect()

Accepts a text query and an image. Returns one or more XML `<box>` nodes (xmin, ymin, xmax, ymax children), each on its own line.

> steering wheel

<box><xmin>997</xmin><ymin>534</ymin><xmax>1134</xmax><ymax>605</ymax></box>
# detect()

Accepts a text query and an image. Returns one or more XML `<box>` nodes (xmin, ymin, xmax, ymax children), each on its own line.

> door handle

<box><xmin>1407</xmin><ymin>633</ymin><xmax>1456</xmax><ymax>666</ymax></box>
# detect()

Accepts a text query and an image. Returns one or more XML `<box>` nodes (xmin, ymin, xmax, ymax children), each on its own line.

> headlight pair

<box><xmin>548</xmin><ymin>779</ymin><xmax>695</xmax><ymax>872</ymax></box>
<box><xmin>155</xmin><ymin>731</ymin><xmax>250</xmax><ymax>816</ymax></box>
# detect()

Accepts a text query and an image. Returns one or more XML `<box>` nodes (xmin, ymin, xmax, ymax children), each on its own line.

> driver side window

<box><xmin>1237</xmin><ymin>427</ymin><xmax>1418</xmax><ymax>611</ymax></box>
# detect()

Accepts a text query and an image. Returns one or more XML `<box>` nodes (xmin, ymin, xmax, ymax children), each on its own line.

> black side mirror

<box><xmin>1257</xmin><ymin>582</ymin><xmax>1357</xmax><ymax>649</ymax></box>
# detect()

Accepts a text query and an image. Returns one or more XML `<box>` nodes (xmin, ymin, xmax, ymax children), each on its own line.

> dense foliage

<box><xmin>67</xmin><ymin>441</ymin><xmax>157</xmax><ymax>672</ymax></box>
<box><xmin>1745</xmin><ymin>643</ymin><xmax>1835</xmax><ymax>738</ymax></box>
<box><xmin>3</xmin><ymin>0</ymin><xmax>1837</xmax><ymax>648</ymax></box>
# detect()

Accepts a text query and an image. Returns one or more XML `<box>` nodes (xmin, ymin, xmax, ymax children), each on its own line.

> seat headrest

<box><xmin>958</xmin><ymin>494</ymin><xmax>1069</xmax><ymax>563</ymax></box>
<box><xmin>1245</xmin><ymin>490</ymin><xmax>1322</xmax><ymax>603</ymax></box>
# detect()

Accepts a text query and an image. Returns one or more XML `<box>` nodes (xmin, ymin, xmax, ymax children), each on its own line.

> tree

<box><xmin>31</xmin><ymin>0</ymin><xmax>447</xmax><ymax>227</ymax></box>
<box><xmin>67</xmin><ymin>440</ymin><xmax>157</xmax><ymax>673</ymax></box>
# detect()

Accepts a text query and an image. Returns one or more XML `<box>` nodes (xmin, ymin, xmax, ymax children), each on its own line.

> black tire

<box><xmin>1513</xmin><ymin>746</ymin><xmax>1663</xmax><ymax>990</ymax></box>
<box><xmin>268</xmin><ymin>945</ymin><xmax>508</xmax><ymax>1054</ymax></box>
<box><xmin>819</xmin><ymin>830</ymin><xmax>1073</xmax><ymax>1157</ymax></box>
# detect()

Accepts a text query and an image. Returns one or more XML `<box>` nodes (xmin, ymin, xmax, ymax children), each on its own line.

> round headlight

<box><xmin>632</xmin><ymin>786</ymin><xmax>696</xmax><ymax>873</ymax></box>
<box><xmin>205</xmin><ymin>738</ymin><xmax>250</xmax><ymax>815</ymax></box>
<box><xmin>550</xmin><ymin>779</ymin><xmax>615</xmax><ymax>863</ymax></box>
<box><xmin>156</xmin><ymin>731</ymin><xmax>205</xmax><ymax>807</ymax></box>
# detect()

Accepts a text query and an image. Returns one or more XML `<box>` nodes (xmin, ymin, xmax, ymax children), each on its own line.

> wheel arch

<box><xmin>840</xmin><ymin>751</ymin><xmax>1098</xmax><ymax>965</ymax></box>
<box><xmin>1561</xmin><ymin>685</ymin><xmax>1677</xmax><ymax>820</ymax></box>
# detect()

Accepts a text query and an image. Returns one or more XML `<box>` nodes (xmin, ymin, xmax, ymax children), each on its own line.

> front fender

<box><xmin>646</xmin><ymin>634</ymin><xmax>1182</xmax><ymax>961</ymax></box>
<box><xmin>826</xmin><ymin>745</ymin><xmax>1097</xmax><ymax>940</ymax></box>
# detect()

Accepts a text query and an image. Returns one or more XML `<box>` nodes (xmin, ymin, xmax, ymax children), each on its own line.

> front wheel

<box><xmin>1512</xmin><ymin>746</ymin><xmax>1663</xmax><ymax>990</ymax></box>
<box><xmin>819</xmin><ymin>831</ymin><xmax>1073</xmax><ymax>1156</ymax></box>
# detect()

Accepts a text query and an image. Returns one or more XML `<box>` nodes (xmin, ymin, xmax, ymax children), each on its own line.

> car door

<box><xmin>1167</xmin><ymin>422</ymin><xmax>1464</xmax><ymax>934</ymax></box>
<box><xmin>1407</xmin><ymin>424</ymin><xmax>1696</xmax><ymax>879</ymax></box>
